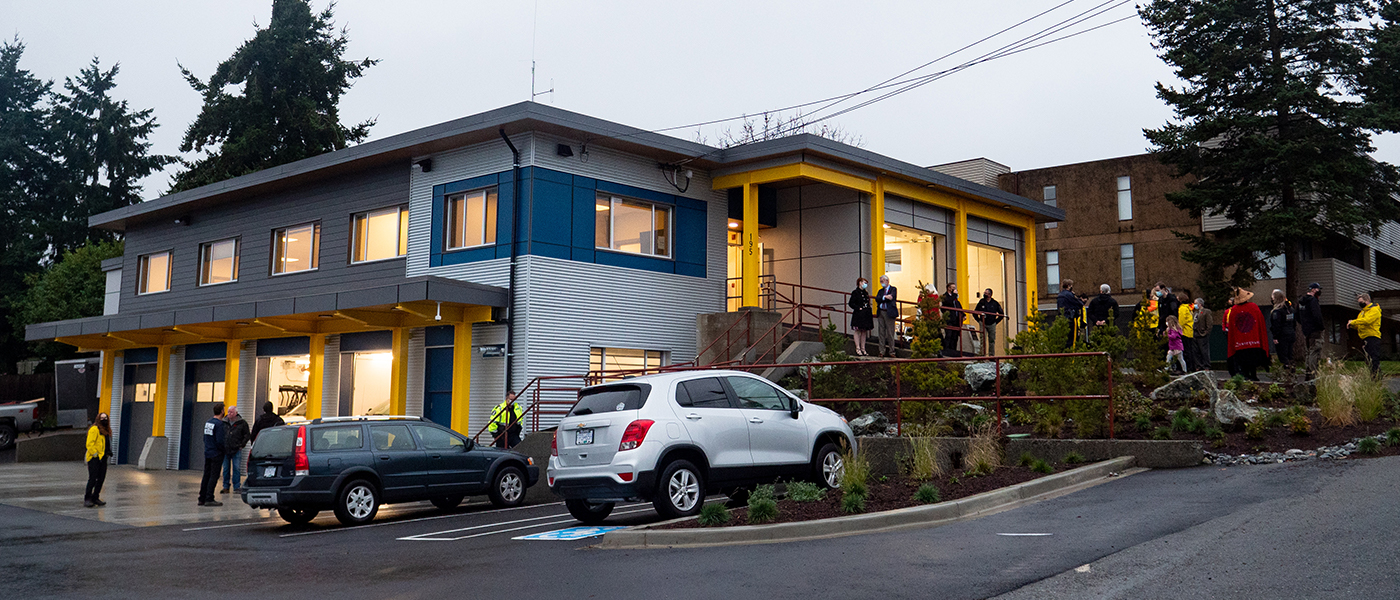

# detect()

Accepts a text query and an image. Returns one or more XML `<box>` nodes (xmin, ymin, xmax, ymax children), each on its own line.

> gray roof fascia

<box><xmin>24</xmin><ymin>276</ymin><xmax>508</xmax><ymax>342</ymax></box>
<box><xmin>90</xmin><ymin>102</ymin><xmax>720</xmax><ymax>231</ymax></box>
<box><xmin>716</xmin><ymin>134</ymin><xmax>1065</xmax><ymax>222</ymax></box>
<box><xmin>100</xmin><ymin>257</ymin><xmax>123</xmax><ymax>272</ymax></box>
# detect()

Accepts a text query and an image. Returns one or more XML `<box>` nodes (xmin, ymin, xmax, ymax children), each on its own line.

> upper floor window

<box><xmin>273</xmin><ymin>222</ymin><xmax>319</xmax><ymax>275</ymax></box>
<box><xmin>353</xmin><ymin>206</ymin><xmax>408</xmax><ymax>263</ymax></box>
<box><xmin>199</xmin><ymin>238</ymin><xmax>238</xmax><ymax>286</ymax></box>
<box><xmin>1043</xmin><ymin>185</ymin><xmax>1057</xmax><ymax>229</ymax></box>
<box><xmin>1117</xmin><ymin>176</ymin><xmax>1133</xmax><ymax>221</ymax></box>
<box><xmin>138</xmin><ymin>251</ymin><xmax>171</xmax><ymax>295</ymax></box>
<box><xmin>1121</xmin><ymin>244</ymin><xmax>1136</xmax><ymax>290</ymax></box>
<box><xmin>446</xmin><ymin>189</ymin><xmax>498</xmax><ymax>250</ymax></box>
<box><xmin>1045</xmin><ymin>250</ymin><xmax>1060</xmax><ymax>294</ymax></box>
<box><xmin>590</xmin><ymin>347</ymin><xmax>667</xmax><ymax>381</ymax></box>
<box><xmin>595</xmin><ymin>194</ymin><xmax>671</xmax><ymax>258</ymax></box>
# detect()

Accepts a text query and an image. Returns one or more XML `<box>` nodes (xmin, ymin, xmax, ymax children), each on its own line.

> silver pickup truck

<box><xmin>0</xmin><ymin>400</ymin><xmax>39</xmax><ymax>450</ymax></box>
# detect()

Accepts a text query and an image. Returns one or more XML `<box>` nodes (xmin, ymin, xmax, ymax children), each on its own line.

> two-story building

<box><xmin>26</xmin><ymin>102</ymin><xmax>1061</xmax><ymax>470</ymax></box>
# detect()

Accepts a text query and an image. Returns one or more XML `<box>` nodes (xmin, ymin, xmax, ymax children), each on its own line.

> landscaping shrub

<box><xmin>1030</xmin><ymin>459</ymin><xmax>1054</xmax><ymax>474</ymax></box>
<box><xmin>1357</xmin><ymin>437</ymin><xmax>1380</xmax><ymax>455</ymax></box>
<box><xmin>1204</xmin><ymin>427</ymin><xmax>1225</xmax><ymax>441</ymax></box>
<box><xmin>749</xmin><ymin>484</ymin><xmax>776</xmax><ymax>503</ymax></box>
<box><xmin>1017</xmin><ymin>451</ymin><xmax>1036</xmax><ymax>467</ymax></box>
<box><xmin>913</xmin><ymin>483</ymin><xmax>941</xmax><ymax>504</ymax></box>
<box><xmin>908</xmin><ymin>436</ymin><xmax>942</xmax><ymax>481</ymax></box>
<box><xmin>1067</xmin><ymin>398</ymin><xmax>1108</xmax><ymax>438</ymax></box>
<box><xmin>697</xmin><ymin>503</ymin><xmax>731</xmax><ymax>527</ymax></box>
<box><xmin>1263</xmin><ymin>409</ymin><xmax>1288</xmax><ymax>428</ymax></box>
<box><xmin>1245</xmin><ymin>420</ymin><xmax>1266</xmax><ymax>440</ymax></box>
<box><xmin>1386</xmin><ymin>428</ymin><xmax>1400</xmax><ymax>446</ymax></box>
<box><xmin>840</xmin><ymin>492</ymin><xmax>867</xmax><ymax>514</ymax></box>
<box><xmin>1134</xmin><ymin>414</ymin><xmax>1153</xmax><ymax>432</ymax></box>
<box><xmin>1316</xmin><ymin>363</ymin><xmax>1358</xmax><ymax>427</ymax></box>
<box><xmin>1288</xmin><ymin>413</ymin><xmax>1312</xmax><ymax>435</ymax></box>
<box><xmin>1032</xmin><ymin>403</ymin><xmax>1066</xmax><ymax>438</ymax></box>
<box><xmin>1152</xmin><ymin>426</ymin><xmax>1173</xmax><ymax>440</ymax></box>
<box><xmin>1171</xmin><ymin>413</ymin><xmax>1193</xmax><ymax>433</ymax></box>
<box><xmin>747</xmin><ymin>497</ymin><xmax>779</xmax><ymax>523</ymax></box>
<box><xmin>1189</xmin><ymin>389</ymin><xmax>1211</xmax><ymax>407</ymax></box>
<box><xmin>1006</xmin><ymin>405</ymin><xmax>1034</xmax><ymax>426</ymax></box>
<box><xmin>1062</xmin><ymin>451</ymin><xmax>1085</xmax><ymax>464</ymax></box>
<box><xmin>1186</xmin><ymin>416</ymin><xmax>1206</xmax><ymax>434</ymax></box>
<box><xmin>964</xmin><ymin>423</ymin><xmax>1002</xmax><ymax>475</ymax></box>
<box><xmin>1354</xmin><ymin>374</ymin><xmax>1387</xmax><ymax>423</ymax></box>
<box><xmin>785</xmin><ymin>481</ymin><xmax>825</xmax><ymax>503</ymax></box>
<box><xmin>838</xmin><ymin>448</ymin><xmax>869</xmax><ymax>492</ymax></box>
<box><xmin>1150</xmin><ymin>405</ymin><xmax>1169</xmax><ymax>421</ymax></box>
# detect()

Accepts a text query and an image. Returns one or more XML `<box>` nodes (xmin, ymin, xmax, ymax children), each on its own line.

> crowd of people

<box><xmin>848</xmin><ymin>277</ymin><xmax>1006</xmax><ymax>358</ymax></box>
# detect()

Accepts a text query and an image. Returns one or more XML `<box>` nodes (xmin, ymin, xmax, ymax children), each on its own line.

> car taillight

<box><xmin>293</xmin><ymin>425</ymin><xmax>309</xmax><ymax>476</ymax></box>
<box><xmin>618</xmin><ymin>420</ymin><xmax>654</xmax><ymax>452</ymax></box>
<box><xmin>551</xmin><ymin>430</ymin><xmax>558</xmax><ymax>457</ymax></box>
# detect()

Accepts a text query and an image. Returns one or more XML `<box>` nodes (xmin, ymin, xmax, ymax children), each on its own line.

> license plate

<box><xmin>263</xmin><ymin>466</ymin><xmax>277</xmax><ymax>478</ymax></box>
<box><xmin>575</xmin><ymin>429</ymin><xmax>594</xmax><ymax>445</ymax></box>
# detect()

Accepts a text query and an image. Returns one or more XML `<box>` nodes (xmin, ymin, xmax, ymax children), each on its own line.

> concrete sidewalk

<box><xmin>0</xmin><ymin>462</ymin><xmax>267</xmax><ymax>528</ymax></box>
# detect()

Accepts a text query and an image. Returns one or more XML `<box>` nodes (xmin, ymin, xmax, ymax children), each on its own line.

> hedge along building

<box><xmin>26</xmin><ymin>102</ymin><xmax>1063</xmax><ymax>470</ymax></box>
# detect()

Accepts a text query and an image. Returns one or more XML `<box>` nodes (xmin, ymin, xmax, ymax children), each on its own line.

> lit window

<box><xmin>595</xmin><ymin>194</ymin><xmax>671</xmax><ymax>258</ymax></box>
<box><xmin>1046</xmin><ymin>251</ymin><xmax>1060</xmax><ymax>294</ymax></box>
<box><xmin>353</xmin><ymin>206</ymin><xmax>408</xmax><ymax>263</ymax></box>
<box><xmin>273</xmin><ymin>223</ymin><xmax>319</xmax><ymax>275</ymax></box>
<box><xmin>589</xmin><ymin>347</ymin><xmax>667</xmax><ymax>381</ymax></box>
<box><xmin>199</xmin><ymin>239</ymin><xmax>238</xmax><ymax>286</ymax></box>
<box><xmin>1043</xmin><ymin>185</ymin><xmax>1058</xmax><ymax>229</ymax></box>
<box><xmin>1117</xmin><ymin>176</ymin><xmax>1133</xmax><ymax>221</ymax></box>
<box><xmin>446</xmin><ymin>189</ymin><xmax>498</xmax><ymax>250</ymax></box>
<box><xmin>1121</xmin><ymin>244</ymin><xmax>1136</xmax><ymax>289</ymax></box>
<box><xmin>195</xmin><ymin>381</ymin><xmax>226</xmax><ymax>403</ymax></box>
<box><xmin>133</xmin><ymin>382</ymin><xmax>156</xmax><ymax>403</ymax></box>
<box><xmin>138</xmin><ymin>251</ymin><xmax>171</xmax><ymax>294</ymax></box>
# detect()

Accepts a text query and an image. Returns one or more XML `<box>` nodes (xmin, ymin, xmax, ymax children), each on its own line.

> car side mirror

<box><xmin>790</xmin><ymin>402</ymin><xmax>802</xmax><ymax>419</ymax></box>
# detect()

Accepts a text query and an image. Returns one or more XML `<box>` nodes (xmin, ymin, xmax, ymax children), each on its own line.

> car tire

<box><xmin>430</xmin><ymin>495</ymin><xmax>464</xmax><ymax>510</ymax></box>
<box><xmin>487</xmin><ymin>465</ymin><xmax>526</xmax><ymax>508</ymax></box>
<box><xmin>565</xmin><ymin>499</ymin><xmax>615</xmax><ymax>524</ymax></box>
<box><xmin>333</xmin><ymin>479</ymin><xmax>380</xmax><ymax>526</ymax></box>
<box><xmin>0</xmin><ymin>423</ymin><xmax>15</xmax><ymax>451</ymax></box>
<box><xmin>653</xmin><ymin>459</ymin><xmax>705</xmax><ymax>520</ymax></box>
<box><xmin>277</xmin><ymin>507</ymin><xmax>319</xmax><ymax>525</ymax></box>
<box><xmin>813</xmin><ymin>443</ymin><xmax>843</xmax><ymax>489</ymax></box>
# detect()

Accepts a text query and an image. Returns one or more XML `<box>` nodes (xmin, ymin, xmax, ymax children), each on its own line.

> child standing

<box><xmin>1165</xmin><ymin>315</ymin><xmax>1188</xmax><ymax>374</ymax></box>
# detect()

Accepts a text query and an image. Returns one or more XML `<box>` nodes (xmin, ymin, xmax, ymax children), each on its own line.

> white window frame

<box><xmin>272</xmin><ymin>222</ymin><xmax>320</xmax><ymax>276</ymax></box>
<box><xmin>351</xmin><ymin>205</ymin><xmax>409</xmax><ymax>264</ymax></box>
<box><xmin>1117</xmin><ymin>176</ymin><xmax>1133</xmax><ymax>221</ymax></box>
<box><xmin>445</xmin><ymin>188</ymin><xmax>498</xmax><ymax>251</ymax></box>
<box><xmin>137</xmin><ymin>251</ymin><xmax>172</xmax><ymax>295</ymax></box>
<box><xmin>198</xmin><ymin>238</ymin><xmax>239</xmax><ymax>287</ymax></box>
<box><xmin>595</xmin><ymin>193</ymin><xmax>673</xmax><ymax>259</ymax></box>
<box><xmin>1043</xmin><ymin>185</ymin><xmax>1057</xmax><ymax>229</ymax></box>
<box><xmin>1046</xmin><ymin>250</ymin><xmax>1060</xmax><ymax>294</ymax></box>
<box><xmin>1121</xmin><ymin>244</ymin><xmax>1136</xmax><ymax>290</ymax></box>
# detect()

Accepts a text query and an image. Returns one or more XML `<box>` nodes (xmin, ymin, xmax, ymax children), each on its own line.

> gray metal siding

<box><xmin>406</xmin><ymin>136</ymin><xmax>520</xmax><ymax>282</ymax></box>
<box><xmin>321</xmin><ymin>335</ymin><xmax>340</xmax><ymax>418</ymax></box>
<box><xmin>107</xmin><ymin>353</ymin><xmax>124</xmax><ymax>465</ymax></box>
<box><xmin>163</xmin><ymin>347</ymin><xmax>186</xmax><ymax>470</ymax></box>
<box><xmin>119</xmin><ymin>164</ymin><xmax>411</xmax><ymax>315</ymax></box>
<box><xmin>469</xmin><ymin>323</ymin><xmax>507</xmax><ymax>436</ymax></box>
<box><xmin>237</xmin><ymin>342</ymin><xmax>256</xmax><ymax>427</ymax></box>
<box><xmin>406</xmin><ymin>328</ymin><xmax>425</xmax><ymax>417</ymax></box>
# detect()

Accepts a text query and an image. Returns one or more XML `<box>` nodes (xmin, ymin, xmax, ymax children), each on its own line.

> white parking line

<box><xmin>182</xmin><ymin>521</ymin><xmax>275</xmax><ymax>531</ymax></box>
<box><xmin>277</xmin><ymin>501</ymin><xmax>563</xmax><ymax>538</ymax></box>
<box><xmin>400</xmin><ymin>507</ymin><xmax>655</xmax><ymax>541</ymax></box>
<box><xmin>997</xmin><ymin>533</ymin><xmax>1054</xmax><ymax>537</ymax></box>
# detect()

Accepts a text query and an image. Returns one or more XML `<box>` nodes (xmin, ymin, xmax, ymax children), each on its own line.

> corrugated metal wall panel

<box><xmin>108</xmin><ymin>353</ymin><xmax>124</xmax><ymax>465</ymax></box>
<box><xmin>406</xmin><ymin>328</ymin><xmax>426</xmax><ymax>417</ymax></box>
<box><xmin>163</xmin><ymin>347</ymin><xmax>186</xmax><ymax>470</ymax></box>
<box><xmin>321</xmin><ymin>335</ymin><xmax>340</xmax><ymax>418</ymax></box>
<box><xmin>531</xmin><ymin>133</ymin><xmax>717</xmax><ymax>203</ymax></box>
<box><xmin>1201</xmin><ymin>209</ymin><xmax>1233</xmax><ymax>233</ymax></box>
<box><xmin>406</xmin><ymin>136</ymin><xmax>523</xmax><ymax>278</ymax></box>
<box><xmin>469</xmin><ymin>323</ymin><xmax>507</xmax><ymax>437</ymax></box>
<box><xmin>238</xmin><ymin>342</ymin><xmax>257</xmax><ymax>425</ymax></box>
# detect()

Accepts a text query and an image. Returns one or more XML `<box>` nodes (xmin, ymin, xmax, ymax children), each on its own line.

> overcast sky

<box><xmin>6</xmin><ymin>0</ymin><xmax>1399</xmax><ymax>200</ymax></box>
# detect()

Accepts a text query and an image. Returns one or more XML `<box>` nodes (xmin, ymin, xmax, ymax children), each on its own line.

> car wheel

<box><xmin>0</xmin><ymin>423</ymin><xmax>15</xmax><ymax>451</ymax></box>
<box><xmin>565</xmin><ymin>499</ymin><xmax>615</xmax><ymax>524</ymax></box>
<box><xmin>333</xmin><ymin>479</ymin><xmax>380</xmax><ymax>526</ymax></box>
<box><xmin>276</xmin><ymin>507</ymin><xmax>319</xmax><ymax>525</ymax></box>
<box><xmin>813</xmin><ymin>443</ymin><xmax>843</xmax><ymax>489</ymax></box>
<box><xmin>488</xmin><ymin>466</ymin><xmax>526</xmax><ymax>508</ymax></box>
<box><xmin>430</xmin><ymin>495</ymin><xmax>464</xmax><ymax>510</ymax></box>
<box><xmin>653</xmin><ymin>459</ymin><xmax>704</xmax><ymax>520</ymax></box>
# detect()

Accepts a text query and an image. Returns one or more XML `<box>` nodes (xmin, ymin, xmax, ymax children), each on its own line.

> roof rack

<box><xmin>310</xmin><ymin>415</ymin><xmax>424</xmax><ymax>424</ymax></box>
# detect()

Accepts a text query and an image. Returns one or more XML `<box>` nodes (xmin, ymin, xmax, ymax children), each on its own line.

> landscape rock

<box><xmin>1150</xmin><ymin>370</ymin><xmax>1217</xmax><ymax>402</ymax></box>
<box><xmin>1211</xmin><ymin>389</ymin><xmax>1259</xmax><ymax>425</ymax></box>
<box><xmin>848</xmin><ymin>411</ymin><xmax>889</xmax><ymax>436</ymax></box>
<box><xmin>1292</xmin><ymin>380</ymin><xmax>1317</xmax><ymax>404</ymax></box>
<box><xmin>1205</xmin><ymin>434</ymin><xmax>1388</xmax><ymax>466</ymax></box>
<box><xmin>963</xmin><ymin>362</ymin><xmax>1015</xmax><ymax>392</ymax></box>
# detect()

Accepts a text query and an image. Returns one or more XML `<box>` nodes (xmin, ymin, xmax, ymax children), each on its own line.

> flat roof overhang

<box><xmin>26</xmin><ymin>276</ymin><xmax>506</xmax><ymax>352</ymax></box>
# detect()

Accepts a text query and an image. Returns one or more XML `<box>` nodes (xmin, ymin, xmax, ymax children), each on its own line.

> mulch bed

<box><xmin>658</xmin><ymin>462</ymin><xmax>1065</xmax><ymax>530</ymax></box>
<box><xmin>1003</xmin><ymin>415</ymin><xmax>1400</xmax><ymax>456</ymax></box>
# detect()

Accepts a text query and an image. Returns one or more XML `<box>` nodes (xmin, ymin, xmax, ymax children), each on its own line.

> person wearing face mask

<box><xmin>1297</xmin><ymin>283</ymin><xmax>1325</xmax><ymax>377</ymax></box>
<box><xmin>1348</xmin><ymin>292</ymin><xmax>1382</xmax><ymax>379</ymax></box>
<box><xmin>874</xmin><ymin>275</ymin><xmax>899</xmax><ymax>358</ymax></box>
<box><xmin>942</xmin><ymin>283</ymin><xmax>965</xmax><ymax>357</ymax></box>
<box><xmin>84</xmin><ymin>413</ymin><xmax>111</xmax><ymax>508</ymax></box>
<box><xmin>1153</xmin><ymin>283</ymin><xmax>1180</xmax><ymax>334</ymax></box>
<box><xmin>973</xmin><ymin>288</ymin><xmax>1004</xmax><ymax>356</ymax></box>
<box><xmin>1193</xmin><ymin>298</ymin><xmax>1212</xmax><ymax>370</ymax></box>
<box><xmin>848</xmin><ymin>277</ymin><xmax>874</xmax><ymax>356</ymax></box>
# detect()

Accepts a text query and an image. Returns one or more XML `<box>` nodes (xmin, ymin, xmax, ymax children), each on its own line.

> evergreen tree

<box><xmin>171</xmin><ymin>0</ymin><xmax>377</xmax><ymax>192</ymax></box>
<box><xmin>1140</xmin><ymin>0</ymin><xmax>1400</xmax><ymax>306</ymax></box>
<box><xmin>48</xmin><ymin>59</ymin><xmax>175</xmax><ymax>256</ymax></box>
<box><xmin>0</xmin><ymin>38</ymin><xmax>56</xmax><ymax>374</ymax></box>
<box><xmin>1359</xmin><ymin>2</ymin><xmax>1400</xmax><ymax>132</ymax></box>
<box><xmin>12</xmin><ymin>240</ymin><xmax>123</xmax><ymax>365</ymax></box>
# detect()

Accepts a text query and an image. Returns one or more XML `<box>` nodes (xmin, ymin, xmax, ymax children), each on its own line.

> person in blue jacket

<box><xmin>199</xmin><ymin>404</ymin><xmax>227</xmax><ymax>507</ymax></box>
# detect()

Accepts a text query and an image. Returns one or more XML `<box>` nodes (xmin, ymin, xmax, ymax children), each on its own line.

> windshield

<box><xmin>250</xmin><ymin>427</ymin><xmax>296</xmax><ymax>459</ymax></box>
<box><xmin>570</xmin><ymin>384</ymin><xmax>650</xmax><ymax>416</ymax></box>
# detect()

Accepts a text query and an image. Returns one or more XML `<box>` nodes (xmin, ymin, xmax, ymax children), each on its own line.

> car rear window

<box><xmin>570</xmin><ymin>384</ymin><xmax>650</xmax><ymax>416</ymax></box>
<box><xmin>251</xmin><ymin>427</ymin><xmax>296</xmax><ymax>459</ymax></box>
<box><xmin>310</xmin><ymin>425</ymin><xmax>363</xmax><ymax>451</ymax></box>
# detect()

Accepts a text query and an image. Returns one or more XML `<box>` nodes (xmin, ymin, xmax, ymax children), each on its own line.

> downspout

<box><xmin>499</xmin><ymin>128</ymin><xmax>521</xmax><ymax>392</ymax></box>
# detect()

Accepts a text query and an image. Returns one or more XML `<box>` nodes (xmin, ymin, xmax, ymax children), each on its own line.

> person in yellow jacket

<box><xmin>1348</xmin><ymin>293</ymin><xmax>1383</xmax><ymax>378</ymax></box>
<box><xmin>1176</xmin><ymin>290</ymin><xmax>1198</xmax><ymax>371</ymax></box>
<box><xmin>84</xmin><ymin>413</ymin><xmax>111</xmax><ymax>508</ymax></box>
<box><xmin>489</xmin><ymin>393</ymin><xmax>524</xmax><ymax>449</ymax></box>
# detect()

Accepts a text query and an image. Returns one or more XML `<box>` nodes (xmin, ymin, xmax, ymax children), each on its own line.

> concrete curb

<box><xmin>596</xmin><ymin>455</ymin><xmax>1137</xmax><ymax>549</ymax></box>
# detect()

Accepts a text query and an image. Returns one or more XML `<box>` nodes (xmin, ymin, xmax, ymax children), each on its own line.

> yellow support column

<box><xmin>98</xmin><ymin>351</ymin><xmax>115</xmax><ymax>416</ymax></box>
<box><xmin>741</xmin><ymin>182</ymin><xmax>761</xmax><ymax>307</ymax></box>
<box><xmin>307</xmin><ymin>334</ymin><xmax>325</xmax><ymax>420</ymax></box>
<box><xmin>389</xmin><ymin>328</ymin><xmax>409</xmax><ymax>415</ymax></box>
<box><xmin>871</xmin><ymin>178</ymin><xmax>886</xmax><ymax>282</ymax></box>
<box><xmin>151</xmin><ymin>345</ymin><xmax>172</xmax><ymax>437</ymax></box>
<box><xmin>1024</xmin><ymin>220</ymin><xmax>1038</xmax><ymax>318</ymax></box>
<box><xmin>223</xmin><ymin>341</ymin><xmax>240</xmax><ymax>408</ymax></box>
<box><xmin>451</xmin><ymin>323</ymin><xmax>473</xmax><ymax>435</ymax></box>
<box><xmin>955</xmin><ymin>201</ymin><xmax>970</xmax><ymax>297</ymax></box>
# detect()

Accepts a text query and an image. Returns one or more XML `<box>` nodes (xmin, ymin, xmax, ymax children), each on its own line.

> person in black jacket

<box><xmin>199</xmin><ymin>405</ymin><xmax>227</xmax><ymax>507</ymax></box>
<box><xmin>1086</xmin><ymin>284</ymin><xmax>1120</xmax><ymax>328</ymax></box>
<box><xmin>848</xmin><ymin>278</ymin><xmax>874</xmax><ymax>356</ymax></box>
<box><xmin>1152</xmin><ymin>282</ymin><xmax>1180</xmax><ymax>333</ymax></box>
<box><xmin>1269</xmin><ymin>289</ymin><xmax>1297</xmax><ymax>369</ymax></box>
<box><xmin>1298</xmin><ymin>282</ymin><xmax>1325</xmax><ymax>377</ymax></box>
<box><xmin>250</xmin><ymin>401</ymin><xmax>285</xmax><ymax>442</ymax></box>
<box><xmin>942</xmin><ymin>283</ymin><xmax>965</xmax><ymax>356</ymax></box>
<box><xmin>874</xmin><ymin>275</ymin><xmax>900</xmax><ymax>358</ymax></box>
<box><xmin>973</xmin><ymin>288</ymin><xmax>1004</xmax><ymax>356</ymax></box>
<box><xmin>1057</xmin><ymin>279</ymin><xmax>1085</xmax><ymax>343</ymax></box>
<box><xmin>221</xmin><ymin>405</ymin><xmax>250</xmax><ymax>494</ymax></box>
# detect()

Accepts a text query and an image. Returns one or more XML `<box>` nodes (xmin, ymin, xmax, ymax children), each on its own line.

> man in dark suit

<box><xmin>875</xmin><ymin>275</ymin><xmax>899</xmax><ymax>358</ymax></box>
<box><xmin>974</xmin><ymin>288</ymin><xmax>1004</xmax><ymax>356</ymax></box>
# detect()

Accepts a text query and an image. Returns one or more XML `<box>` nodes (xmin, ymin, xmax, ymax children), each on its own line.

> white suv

<box><xmin>547</xmin><ymin>370</ymin><xmax>855</xmax><ymax>523</ymax></box>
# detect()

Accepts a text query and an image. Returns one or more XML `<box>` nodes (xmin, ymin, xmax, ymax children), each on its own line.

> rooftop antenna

<box><xmin>530</xmin><ymin>0</ymin><xmax>554</xmax><ymax>103</ymax></box>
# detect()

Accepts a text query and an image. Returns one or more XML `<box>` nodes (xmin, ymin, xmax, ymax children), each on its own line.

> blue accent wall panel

<box><xmin>571</xmin><ymin>247</ymin><xmax>595</xmax><ymax>263</ymax></box>
<box><xmin>596</xmin><ymin>250</ymin><xmax>675</xmax><ymax>274</ymax></box>
<box><xmin>340</xmin><ymin>330</ymin><xmax>393</xmax><ymax>352</ymax></box>
<box><xmin>424</xmin><ymin>325</ymin><xmax>455</xmax><ymax>348</ymax></box>
<box><xmin>124</xmin><ymin>347</ymin><xmax>158</xmax><ymax>364</ymax></box>
<box><xmin>257</xmin><ymin>336</ymin><xmax>310</xmax><ymax>357</ymax></box>
<box><xmin>531</xmin><ymin>179</ymin><xmax>573</xmax><ymax>247</ymax></box>
<box><xmin>675</xmin><ymin>206</ymin><xmax>706</xmax><ymax>266</ymax></box>
<box><xmin>185</xmin><ymin>342</ymin><xmax>227</xmax><ymax>361</ymax></box>
<box><xmin>676</xmin><ymin>262</ymin><xmax>706</xmax><ymax>278</ymax></box>
<box><xmin>572</xmin><ymin>186</ymin><xmax>599</xmax><ymax>249</ymax></box>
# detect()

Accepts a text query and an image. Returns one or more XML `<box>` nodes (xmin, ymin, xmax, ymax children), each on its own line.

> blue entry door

<box><xmin>423</xmin><ymin>347</ymin><xmax>454</xmax><ymax>428</ymax></box>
